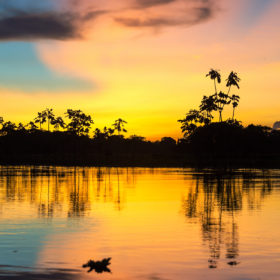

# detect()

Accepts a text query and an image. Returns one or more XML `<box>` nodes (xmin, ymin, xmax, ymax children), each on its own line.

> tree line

<box><xmin>0</xmin><ymin>108</ymin><xmax>128</xmax><ymax>138</ymax></box>
<box><xmin>0</xmin><ymin>68</ymin><xmax>280</xmax><ymax>167</ymax></box>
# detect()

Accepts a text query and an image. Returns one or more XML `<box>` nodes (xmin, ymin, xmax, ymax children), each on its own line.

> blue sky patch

<box><xmin>0</xmin><ymin>42</ymin><xmax>93</xmax><ymax>92</ymax></box>
<box><xmin>237</xmin><ymin>0</ymin><xmax>277</xmax><ymax>29</ymax></box>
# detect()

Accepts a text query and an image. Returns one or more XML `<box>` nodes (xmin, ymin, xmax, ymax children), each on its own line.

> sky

<box><xmin>0</xmin><ymin>0</ymin><xmax>279</xmax><ymax>139</ymax></box>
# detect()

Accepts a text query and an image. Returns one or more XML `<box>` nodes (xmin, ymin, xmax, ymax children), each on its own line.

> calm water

<box><xmin>0</xmin><ymin>167</ymin><xmax>280</xmax><ymax>280</ymax></box>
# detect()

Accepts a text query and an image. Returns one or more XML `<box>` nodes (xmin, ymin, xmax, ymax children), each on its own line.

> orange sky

<box><xmin>0</xmin><ymin>0</ymin><xmax>279</xmax><ymax>139</ymax></box>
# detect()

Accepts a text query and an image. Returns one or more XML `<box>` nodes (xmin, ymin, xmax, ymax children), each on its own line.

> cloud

<box><xmin>115</xmin><ymin>0</ymin><xmax>215</xmax><ymax>28</ymax></box>
<box><xmin>135</xmin><ymin>0</ymin><xmax>175</xmax><ymax>8</ymax></box>
<box><xmin>0</xmin><ymin>0</ymin><xmax>217</xmax><ymax>41</ymax></box>
<box><xmin>0</xmin><ymin>2</ymin><xmax>105</xmax><ymax>40</ymax></box>
<box><xmin>115</xmin><ymin>6</ymin><xmax>213</xmax><ymax>27</ymax></box>
<box><xmin>0</xmin><ymin>12</ymin><xmax>78</xmax><ymax>40</ymax></box>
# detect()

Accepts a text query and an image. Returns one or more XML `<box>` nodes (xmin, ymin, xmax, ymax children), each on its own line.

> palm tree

<box><xmin>112</xmin><ymin>118</ymin><xmax>127</xmax><ymax>135</ymax></box>
<box><xmin>206</xmin><ymin>69</ymin><xmax>221</xmax><ymax>94</ymax></box>
<box><xmin>226</xmin><ymin>72</ymin><xmax>240</xmax><ymax>95</ymax></box>
<box><xmin>226</xmin><ymin>72</ymin><xmax>241</xmax><ymax>120</ymax></box>
<box><xmin>231</xmin><ymin>94</ymin><xmax>240</xmax><ymax>120</ymax></box>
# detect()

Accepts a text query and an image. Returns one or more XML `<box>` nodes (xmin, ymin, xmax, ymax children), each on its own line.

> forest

<box><xmin>0</xmin><ymin>69</ymin><xmax>280</xmax><ymax>167</ymax></box>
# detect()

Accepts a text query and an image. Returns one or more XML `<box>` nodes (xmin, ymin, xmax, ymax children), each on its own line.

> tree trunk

<box><xmin>214</xmin><ymin>80</ymin><xmax>217</xmax><ymax>94</ymax></box>
<box><xmin>219</xmin><ymin>111</ymin><xmax>223</xmax><ymax>122</ymax></box>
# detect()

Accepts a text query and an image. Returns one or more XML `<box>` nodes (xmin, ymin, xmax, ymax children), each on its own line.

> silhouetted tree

<box><xmin>199</xmin><ymin>95</ymin><xmax>218</xmax><ymax>123</ymax></box>
<box><xmin>226</xmin><ymin>71</ymin><xmax>240</xmax><ymax>94</ymax></box>
<box><xmin>34</xmin><ymin>111</ymin><xmax>46</xmax><ymax>130</ymax></box>
<box><xmin>161</xmin><ymin>137</ymin><xmax>176</xmax><ymax>145</ymax></box>
<box><xmin>231</xmin><ymin>95</ymin><xmax>240</xmax><ymax>120</ymax></box>
<box><xmin>206</xmin><ymin>69</ymin><xmax>221</xmax><ymax>94</ymax></box>
<box><xmin>180</xmin><ymin>69</ymin><xmax>241</xmax><ymax>134</ymax></box>
<box><xmin>178</xmin><ymin>109</ymin><xmax>206</xmax><ymax>137</ymax></box>
<box><xmin>226</xmin><ymin>72</ymin><xmax>241</xmax><ymax>120</ymax></box>
<box><xmin>17</xmin><ymin>123</ymin><xmax>26</xmax><ymax>132</ymax></box>
<box><xmin>216</xmin><ymin>91</ymin><xmax>231</xmax><ymax>122</ymax></box>
<box><xmin>65</xmin><ymin>109</ymin><xmax>94</xmax><ymax>136</ymax></box>
<box><xmin>105</xmin><ymin>126</ymin><xmax>114</xmax><ymax>136</ymax></box>
<box><xmin>94</xmin><ymin>126</ymin><xmax>114</xmax><ymax>140</ymax></box>
<box><xmin>1</xmin><ymin>121</ymin><xmax>17</xmax><ymax>135</ymax></box>
<box><xmin>43</xmin><ymin>108</ymin><xmax>55</xmax><ymax>131</ymax></box>
<box><xmin>128</xmin><ymin>135</ymin><xmax>146</xmax><ymax>142</ymax></box>
<box><xmin>25</xmin><ymin>121</ymin><xmax>38</xmax><ymax>132</ymax></box>
<box><xmin>51</xmin><ymin>116</ymin><xmax>65</xmax><ymax>131</ymax></box>
<box><xmin>112</xmin><ymin>118</ymin><xmax>127</xmax><ymax>135</ymax></box>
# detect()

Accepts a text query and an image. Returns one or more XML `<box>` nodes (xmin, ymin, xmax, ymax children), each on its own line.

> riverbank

<box><xmin>1</xmin><ymin>124</ymin><xmax>280</xmax><ymax>168</ymax></box>
<box><xmin>1</xmin><ymin>152</ymin><xmax>280</xmax><ymax>168</ymax></box>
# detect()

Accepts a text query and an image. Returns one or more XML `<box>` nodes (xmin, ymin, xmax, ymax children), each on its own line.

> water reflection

<box><xmin>0</xmin><ymin>166</ymin><xmax>132</xmax><ymax>219</ymax></box>
<box><xmin>0</xmin><ymin>167</ymin><xmax>280</xmax><ymax>279</ymax></box>
<box><xmin>182</xmin><ymin>170</ymin><xmax>275</xmax><ymax>269</ymax></box>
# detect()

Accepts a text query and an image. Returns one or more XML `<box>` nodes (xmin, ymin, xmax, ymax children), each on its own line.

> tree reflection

<box><xmin>182</xmin><ymin>170</ymin><xmax>274</xmax><ymax>269</ymax></box>
<box><xmin>0</xmin><ymin>166</ymin><xmax>132</xmax><ymax>219</ymax></box>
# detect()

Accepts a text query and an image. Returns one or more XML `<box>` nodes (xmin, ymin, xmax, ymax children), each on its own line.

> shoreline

<box><xmin>0</xmin><ymin>156</ymin><xmax>280</xmax><ymax>169</ymax></box>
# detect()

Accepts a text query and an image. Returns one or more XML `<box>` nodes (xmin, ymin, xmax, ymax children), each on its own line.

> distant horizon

<box><xmin>0</xmin><ymin>106</ymin><xmax>279</xmax><ymax>142</ymax></box>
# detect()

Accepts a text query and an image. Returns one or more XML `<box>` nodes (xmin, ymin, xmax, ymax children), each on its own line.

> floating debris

<box><xmin>82</xmin><ymin>258</ymin><xmax>111</xmax><ymax>273</ymax></box>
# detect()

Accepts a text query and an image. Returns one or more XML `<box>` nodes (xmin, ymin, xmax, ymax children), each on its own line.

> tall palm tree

<box><xmin>226</xmin><ymin>72</ymin><xmax>241</xmax><ymax>120</ymax></box>
<box><xmin>226</xmin><ymin>71</ymin><xmax>240</xmax><ymax>95</ymax></box>
<box><xmin>206</xmin><ymin>69</ymin><xmax>221</xmax><ymax>94</ymax></box>
<box><xmin>112</xmin><ymin>118</ymin><xmax>127</xmax><ymax>135</ymax></box>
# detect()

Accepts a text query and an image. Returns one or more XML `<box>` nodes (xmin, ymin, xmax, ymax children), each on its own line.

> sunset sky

<box><xmin>0</xmin><ymin>0</ymin><xmax>279</xmax><ymax>139</ymax></box>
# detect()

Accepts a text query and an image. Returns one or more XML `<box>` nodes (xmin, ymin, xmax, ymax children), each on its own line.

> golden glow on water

<box><xmin>0</xmin><ymin>167</ymin><xmax>280</xmax><ymax>279</ymax></box>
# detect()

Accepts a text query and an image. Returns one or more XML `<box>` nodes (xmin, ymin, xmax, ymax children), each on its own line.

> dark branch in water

<box><xmin>82</xmin><ymin>258</ymin><xmax>111</xmax><ymax>273</ymax></box>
